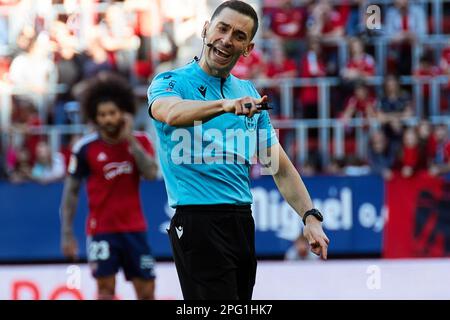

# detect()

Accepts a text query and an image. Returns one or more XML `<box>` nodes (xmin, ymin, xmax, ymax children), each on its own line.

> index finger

<box><xmin>254</xmin><ymin>95</ymin><xmax>268</xmax><ymax>105</ymax></box>
<box><xmin>319</xmin><ymin>238</ymin><xmax>328</xmax><ymax>260</ymax></box>
<box><xmin>255</xmin><ymin>96</ymin><xmax>272</xmax><ymax>110</ymax></box>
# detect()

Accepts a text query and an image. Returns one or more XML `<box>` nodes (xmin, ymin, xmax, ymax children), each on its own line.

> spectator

<box><xmin>440</xmin><ymin>40</ymin><xmax>450</xmax><ymax>112</ymax></box>
<box><xmin>263</xmin><ymin>0</ymin><xmax>307</xmax><ymax>39</ymax></box>
<box><xmin>30</xmin><ymin>140</ymin><xmax>65</xmax><ymax>184</ymax></box>
<box><xmin>152</xmin><ymin>20</ymin><xmax>179</xmax><ymax>75</ymax></box>
<box><xmin>340</xmin><ymin>82</ymin><xmax>377</xmax><ymax>124</ymax></box>
<box><xmin>297</xmin><ymin>37</ymin><xmax>326</xmax><ymax>119</ymax></box>
<box><xmin>0</xmin><ymin>14</ymin><xmax>8</xmax><ymax>46</ymax></box>
<box><xmin>266</xmin><ymin>44</ymin><xmax>298</xmax><ymax>79</ymax></box>
<box><xmin>345</xmin><ymin>0</ymin><xmax>373</xmax><ymax>37</ymax></box>
<box><xmin>307</xmin><ymin>0</ymin><xmax>345</xmax><ymax>40</ymax></box>
<box><xmin>10</xmin><ymin>102</ymin><xmax>43</xmax><ymax>164</ymax></box>
<box><xmin>124</xmin><ymin>0</ymin><xmax>160</xmax><ymax>83</ymax></box>
<box><xmin>231</xmin><ymin>48</ymin><xmax>266</xmax><ymax>80</ymax></box>
<box><xmin>299</xmin><ymin>158</ymin><xmax>320</xmax><ymax>177</ymax></box>
<box><xmin>0</xmin><ymin>55</ymin><xmax>9</xmax><ymax>84</ymax></box>
<box><xmin>97</xmin><ymin>4</ymin><xmax>140</xmax><ymax>78</ymax></box>
<box><xmin>367</xmin><ymin>130</ymin><xmax>395</xmax><ymax>180</ymax></box>
<box><xmin>307</xmin><ymin>0</ymin><xmax>345</xmax><ymax>75</ymax></box>
<box><xmin>340</xmin><ymin>37</ymin><xmax>376</xmax><ymax>106</ymax></box>
<box><xmin>51</xmin><ymin>20</ymin><xmax>83</xmax><ymax>125</ymax></box>
<box><xmin>82</xmin><ymin>27</ymin><xmax>114</xmax><ymax>79</ymax></box>
<box><xmin>341</xmin><ymin>37</ymin><xmax>375</xmax><ymax>82</ymax></box>
<box><xmin>413</xmin><ymin>52</ymin><xmax>441</xmax><ymax>117</ymax></box>
<box><xmin>385</xmin><ymin>0</ymin><xmax>427</xmax><ymax>40</ymax></box>
<box><xmin>342</xmin><ymin>155</ymin><xmax>371</xmax><ymax>176</ymax></box>
<box><xmin>325</xmin><ymin>157</ymin><xmax>345</xmax><ymax>175</ymax></box>
<box><xmin>285</xmin><ymin>234</ymin><xmax>319</xmax><ymax>261</ymax></box>
<box><xmin>264</xmin><ymin>43</ymin><xmax>298</xmax><ymax>116</ymax></box>
<box><xmin>385</xmin><ymin>0</ymin><xmax>427</xmax><ymax>75</ymax></box>
<box><xmin>262</xmin><ymin>0</ymin><xmax>307</xmax><ymax>57</ymax></box>
<box><xmin>8</xmin><ymin>147</ymin><xmax>32</xmax><ymax>184</ymax></box>
<box><xmin>10</xmin><ymin>24</ymin><xmax>36</xmax><ymax>58</ymax></box>
<box><xmin>8</xmin><ymin>31</ymin><xmax>58</xmax><ymax>119</ymax></box>
<box><xmin>417</xmin><ymin>119</ymin><xmax>435</xmax><ymax>166</ymax></box>
<box><xmin>429</xmin><ymin>124</ymin><xmax>450</xmax><ymax>176</ymax></box>
<box><xmin>394</xmin><ymin>127</ymin><xmax>427</xmax><ymax>178</ymax></box>
<box><xmin>377</xmin><ymin>75</ymin><xmax>412</xmax><ymax>142</ymax></box>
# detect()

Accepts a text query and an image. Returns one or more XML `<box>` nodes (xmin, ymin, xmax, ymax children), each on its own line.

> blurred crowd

<box><xmin>0</xmin><ymin>0</ymin><xmax>177</xmax><ymax>182</ymax></box>
<box><xmin>237</xmin><ymin>0</ymin><xmax>450</xmax><ymax>180</ymax></box>
<box><xmin>0</xmin><ymin>0</ymin><xmax>450</xmax><ymax>183</ymax></box>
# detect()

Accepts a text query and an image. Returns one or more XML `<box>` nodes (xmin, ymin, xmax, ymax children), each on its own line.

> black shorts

<box><xmin>87</xmin><ymin>232</ymin><xmax>156</xmax><ymax>281</ymax></box>
<box><xmin>167</xmin><ymin>204</ymin><xmax>257</xmax><ymax>300</ymax></box>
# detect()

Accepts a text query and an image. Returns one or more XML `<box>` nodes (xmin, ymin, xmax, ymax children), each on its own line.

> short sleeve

<box><xmin>246</xmin><ymin>80</ymin><xmax>279</xmax><ymax>150</ymax></box>
<box><xmin>68</xmin><ymin>144</ymin><xmax>90</xmax><ymax>180</ymax></box>
<box><xmin>147</xmin><ymin>71</ymin><xmax>184</xmax><ymax>118</ymax></box>
<box><xmin>257</xmin><ymin>110</ymin><xmax>279</xmax><ymax>150</ymax></box>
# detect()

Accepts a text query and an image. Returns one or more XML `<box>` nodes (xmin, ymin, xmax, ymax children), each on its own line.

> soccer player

<box><xmin>60</xmin><ymin>72</ymin><xmax>158</xmax><ymax>300</ymax></box>
<box><xmin>148</xmin><ymin>0</ymin><xmax>329</xmax><ymax>300</ymax></box>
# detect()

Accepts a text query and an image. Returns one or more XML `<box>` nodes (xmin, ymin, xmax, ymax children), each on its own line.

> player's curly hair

<box><xmin>79</xmin><ymin>71</ymin><xmax>136</xmax><ymax>124</ymax></box>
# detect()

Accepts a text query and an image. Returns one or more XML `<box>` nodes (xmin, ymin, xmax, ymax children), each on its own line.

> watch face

<box><xmin>310</xmin><ymin>209</ymin><xmax>323</xmax><ymax>221</ymax></box>
<box><xmin>303</xmin><ymin>209</ymin><xmax>323</xmax><ymax>225</ymax></box>
<box><xmin>316</xmin><ymin>210</ymin><xmax>323</xmax><ymax>220</ymax></box>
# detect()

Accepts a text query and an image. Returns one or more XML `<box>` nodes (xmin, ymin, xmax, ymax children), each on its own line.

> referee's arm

<box><xmin>259</xmin><ymin>143</ymin><xmax>330</xmax><ymax>259</ymax></box>
<box><xmin>151</xmin><ymin>96</ymin><xmax>267</xmax><ymax>127</ymax></box>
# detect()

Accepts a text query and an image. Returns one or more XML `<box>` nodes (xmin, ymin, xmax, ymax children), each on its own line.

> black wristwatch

<box><xmin>302</xmin><ymin>209</ymin><xmax>323</xmax><ymax>226</ymax></box>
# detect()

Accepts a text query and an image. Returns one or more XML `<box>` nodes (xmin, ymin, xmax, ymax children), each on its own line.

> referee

<box><xmin>148</xmin><ymin>0</ymin><xmax>329</xmax><ymax>300</ymax></box>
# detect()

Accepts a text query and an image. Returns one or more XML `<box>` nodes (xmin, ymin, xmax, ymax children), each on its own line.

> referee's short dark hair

<box><xmin>79</xmin><ymin>71</ymin><xmax>136</xmax><ymax>124</ymax></box>
<box><xmin>211</xmin><ymin>0</ymin><xmax>259</xmax><ymax>40</ymax></box>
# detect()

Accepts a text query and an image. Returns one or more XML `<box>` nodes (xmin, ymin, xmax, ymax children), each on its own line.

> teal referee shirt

<box><xmin>148</xmin><ymin>60</ymin><xmax>278</xmax><ymax>207</ymax></box>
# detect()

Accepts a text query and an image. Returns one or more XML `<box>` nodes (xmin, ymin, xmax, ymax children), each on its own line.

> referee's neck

<box><xmin>198</xmin><ymin>57</ymin><xmax>231</xmax><ymax>79</ymax></box>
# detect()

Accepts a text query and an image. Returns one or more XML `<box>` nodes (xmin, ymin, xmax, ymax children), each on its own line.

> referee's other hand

<box><xmin>222</xmin><ymin>95</ymin><xmax>268</xmax><ymax>118</ymax></box>
<box><xmin>303</xmin><ymin>216</ymin><xmax>330</xmax><ymax>260</ymax></box>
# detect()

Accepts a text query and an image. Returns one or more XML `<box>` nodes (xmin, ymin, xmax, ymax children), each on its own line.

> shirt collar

<box><xmin>191</xmin><ymin>60</ymin><xmax>232</xmax><ymax>85</ymax></box>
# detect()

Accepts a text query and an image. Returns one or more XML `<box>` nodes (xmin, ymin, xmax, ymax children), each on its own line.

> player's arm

<box><xmin>128</xmin><ymin>137</ymin><xmax>158</xmax><ymax>180</ymax></box>
<box><xmin>121</xmin><ymin>114</ymin><xmax>157</xmax><ymax>180</ymax></box>
<box><xmin>60</xmin><ymin>175</ymin><xmax>82</xmax><ymax>260</ymax></box>
<box><xmin>151</xmin><ymin>95</ymin><xmax>268</xmax><ymax>127</ymax></box>
<box><xmin>258</xmin><ymin>143</ymin><xmax>330</xmax><ymax>259</ymax></box>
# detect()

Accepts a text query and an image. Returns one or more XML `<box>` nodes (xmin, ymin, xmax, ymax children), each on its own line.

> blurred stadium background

<box><xmin>0</xmin><ymin>0</ymin><xmax>450</xmax><ymax>299</ymax></box>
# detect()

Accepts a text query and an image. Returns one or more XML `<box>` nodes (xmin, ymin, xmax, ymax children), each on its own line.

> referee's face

<box><xmin>203</xmin><ymin>7</ymin><xmax>255</xmax><ymax>77</ymax></box>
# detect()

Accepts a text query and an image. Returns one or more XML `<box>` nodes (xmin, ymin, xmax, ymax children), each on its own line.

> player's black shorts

<box><xmin>168</xmin><ymin>204</ymin><xmax>257</xmax><ymax>300</ymax></box>
<box><xmin>87</xmin><ymin>232</ymin><xmax>156</xmax><ymax>281</ymax></box>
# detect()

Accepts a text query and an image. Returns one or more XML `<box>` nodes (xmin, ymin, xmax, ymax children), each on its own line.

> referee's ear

<box><xmin>202</xmin><ymin>21</ymin><xmax>210</xmax><ymax>39</ymax></box>
<box><xmin>243</xmin><ymin>42</ymin><xmax>255</xmax><ymax>57</ymax></box>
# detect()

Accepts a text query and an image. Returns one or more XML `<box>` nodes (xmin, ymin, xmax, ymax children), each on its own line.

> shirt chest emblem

<box><xmin>198</xmin><ymin>85</ymin><xmax>207</xmax><ymax>98</ymax></box>
<box><xmin>97</xmin><ymin>152</ymin><xmax>108</xmax><ymax>162</ymax></box>
<box><xmin>244</xmin><ymin>116</ymin><xmax>257</xmax><ymax>132</ymax></box>
<box><xmin>103</xmin><ymin>161</ymin><xmax>133</xmax><ymax>180</ymax></box>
